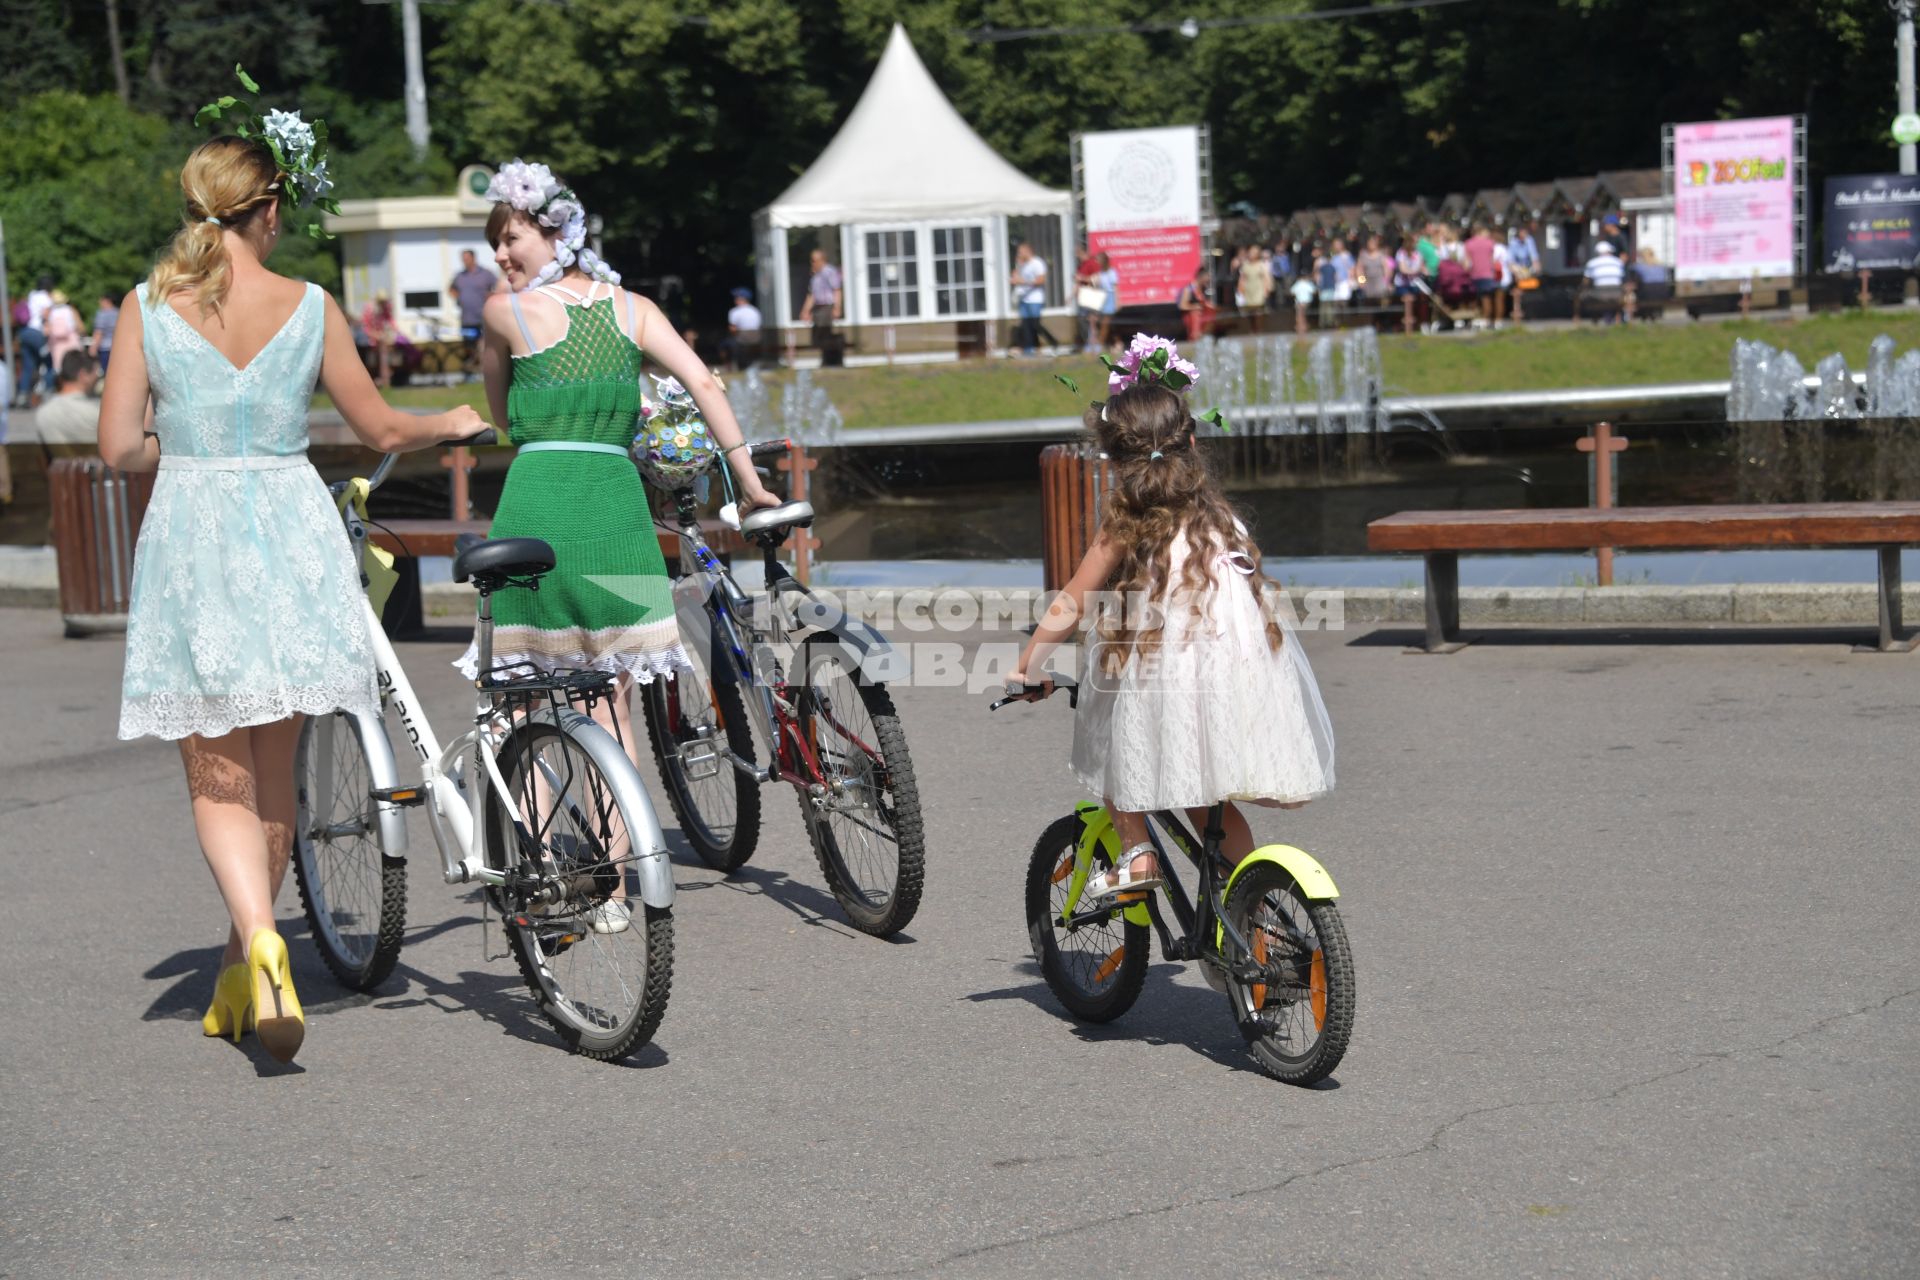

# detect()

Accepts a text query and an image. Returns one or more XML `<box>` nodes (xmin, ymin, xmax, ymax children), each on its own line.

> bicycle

<box><xmin>639</xmin><ymin>439</ymin><xmax>926</xmax><ymax>937</ymax></box>
<box><xmin>288</xmin><ymin>439</ymin><xmax>675</xmax><ymax>1062</ymax></box>
<box><xmin>993</xmin><ymin>678</ymin><xmax>1354</xmax><ymax>1086</ymax></box>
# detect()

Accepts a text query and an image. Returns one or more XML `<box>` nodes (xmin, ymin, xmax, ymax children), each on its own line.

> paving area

<box><xmin>1</xmin><ymin>605</ymin><xmax>1914</xmax><ymax>1278</ymax></box>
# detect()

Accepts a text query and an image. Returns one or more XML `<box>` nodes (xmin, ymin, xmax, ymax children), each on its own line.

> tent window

<box><xmin>864</xmin><ymin>229</ymin><xmax>921</xmax><ymax>319</ymax></box>
<box><xmin>931</xmin><ymin>225</ymin><xmax>988</xmax><ymax>318</ymax></box>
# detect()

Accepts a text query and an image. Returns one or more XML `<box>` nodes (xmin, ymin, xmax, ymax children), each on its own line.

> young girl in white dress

<box><xmin>1010</xmin><ymin>373</ymin><xmax>1334</xmax><ymax>896</ymax></box>
<box><xmin>99</xmin><ymin>126</ymin><xmax>484</xmax><ymax>1063</ymax></box>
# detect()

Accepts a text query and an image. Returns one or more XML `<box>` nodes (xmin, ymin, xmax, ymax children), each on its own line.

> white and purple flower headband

<box><xmin>486</xmin><ymin>159</ymin><xmax>620</xmax><ymax>291</ymax></box>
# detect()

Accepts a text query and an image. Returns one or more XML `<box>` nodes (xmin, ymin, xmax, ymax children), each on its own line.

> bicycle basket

<box><xmin>632</xmin><ymin>374</ymin><xmax>718</xmax><ymax>490</ymax></box>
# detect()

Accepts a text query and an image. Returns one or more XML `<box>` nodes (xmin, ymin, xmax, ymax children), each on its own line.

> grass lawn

<box><xmin>334</xmin><ymin>309</ymin><xmax>1918</xmax><ymax>428</ymax></box>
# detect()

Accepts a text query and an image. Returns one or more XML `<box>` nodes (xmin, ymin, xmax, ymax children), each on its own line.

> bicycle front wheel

<box><xmin>642</xmin><ymin>668</ymin><xmax>762</xmax><ymax>872</ymax></box>
<box><xmin>292</xmin><ymin>710</ymin><xmax>407</xmax><ymax>992</ymax></box>
<box><xmin>1025</xmin><ymin>814</ymin><xmax>1148</xmax><ymax>1023</ymax></box>
<box><xmin>486</xmin><ymin>713</ymin><xmax>674</xmax><ymax>1062</ymax></box>
<box><xmin>1222</xmin><ymin>862</ymin><xmax>1355</xmax><ymax>1086</ymax></box>
<box><xmin>796</xmin><ymin>640</ymin><xmax>925</xmax><ymax>936</ymax></box>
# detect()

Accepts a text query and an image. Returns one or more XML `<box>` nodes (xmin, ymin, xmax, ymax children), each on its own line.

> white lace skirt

<box><xmin>118</xmin><ymin>457</ymin><xmax>379</xmax><ymax>741</ymax></box>
<box><xmin>1071</xmin><ymin>575</ymin><xmax>1335</xmax><ymax>813</ymax></box>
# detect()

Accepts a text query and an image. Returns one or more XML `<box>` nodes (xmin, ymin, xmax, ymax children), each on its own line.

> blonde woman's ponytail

<box><xmin>146</xmin><ymin>136</ymin><xmax>282</xmax><ymax>321</ymax></box>
<box><xmin>149</xmin><ymin>218</ymin><xmax>235</xmax><ymax>319</ymax></box>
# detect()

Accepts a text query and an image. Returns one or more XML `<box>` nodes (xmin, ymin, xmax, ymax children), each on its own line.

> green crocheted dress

<box><xmin>454</xmin><ymin>288</ymin><xmax>685</xmax><ymax>683</ymax></box>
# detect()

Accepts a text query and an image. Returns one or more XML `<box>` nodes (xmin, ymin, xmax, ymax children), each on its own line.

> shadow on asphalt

<box><xmin>143</xmin><ymin>913</ymin><xmax>669</xmax><ymax>1067</ymax></box>
<box><xmin>673</xmin><ymin>855</ymin><xmax>918</xmax><ymax>945</ymax></box>
<box><xmin>1354</xmin><ymin>625</ymin><xmax>1884</xmax><ymax>649</ymax></box>
<box><xmin>967</xmin><ymin>958</ymin><xmax>1338</xmax><ymax>1084</ymax></box>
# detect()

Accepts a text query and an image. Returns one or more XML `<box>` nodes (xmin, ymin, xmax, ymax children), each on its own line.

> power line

<box><xmin>964</xmin><ymin>0</ymin><xmax>1485</xmax><ymax>44</ymax></box>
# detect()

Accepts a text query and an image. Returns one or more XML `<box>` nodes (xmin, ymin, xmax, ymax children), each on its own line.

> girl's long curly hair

<box><xmin>1089</xmin><ymin>383</ymin><xmax>1283</xmax><ymax>673</ymax></box>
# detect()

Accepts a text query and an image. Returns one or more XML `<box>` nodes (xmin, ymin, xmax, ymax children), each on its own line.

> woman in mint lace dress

<box><xmin>99</xmin><ymin>134</ymin><xmax>483</xmax><ymax>1062</ymax></box>
<box><xmin>459</xmin><ymin>163</ymin><xmax>777</xmax><ymax>932</ymax></box>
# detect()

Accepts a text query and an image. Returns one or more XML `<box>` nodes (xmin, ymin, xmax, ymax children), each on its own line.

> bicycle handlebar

<box><xmin>360</xmin><ymin>428</ymin><xmax>498</xmax><ymax>496</ymax></box>
<box><xmin>746</xmin><ymin>437</ymin><xmax>793</xmax><ymax>460</ymax></box>
<box><xmin>989</xmin><ymin>675</ymin><xmax>1079</xmax><ymax>712</ymax></box>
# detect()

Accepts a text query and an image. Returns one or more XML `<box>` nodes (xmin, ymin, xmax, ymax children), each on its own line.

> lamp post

<box><xmin>1897</xmin><ymin>0</ymin><xmax>1917</xmax><ymax>175</ymax></box>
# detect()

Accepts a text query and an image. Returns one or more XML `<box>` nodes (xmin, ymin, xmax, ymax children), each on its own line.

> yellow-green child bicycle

<box><xmin>995</xmin><ymin>680</ymin><xmax>1355</xmax><ymax>1086</ymax></box>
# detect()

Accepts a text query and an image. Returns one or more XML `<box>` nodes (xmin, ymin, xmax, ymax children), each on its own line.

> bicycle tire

<box><xmin>1222</xmin><ymin>861</ymin><xmax>1355</xmax><ymax>1086</ymax></box>
<box><xmin>291</xmin><ymin>710</ymin><xmax>406</xmax><ymax>992</ymax></box>
<box><xmin>484</xmin><ymin>714</ymin><xmax>674</xmax><ymax>1062</ymax></box>
<box><xmin>796</xmin><ymin>640</ymin><xmax>924</xmax><ymax>936</ymax></box>
<box><xmin>641</xmin><ymin>667</ymin><xmax>762</xmax><ymax>872</ymax></box>
<box><xmin>1025</xmin><ymin>813</ymin><xmax>1149</xmax><ymax>1023</ymax></box>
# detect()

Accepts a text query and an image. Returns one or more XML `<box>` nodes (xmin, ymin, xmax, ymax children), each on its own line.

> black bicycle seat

<box><xmin>740</xmin><ymin>500</ymin><xmax>815</xmax><ymax>537</ymax></box>
<box><xmin>453</xmin><ymin>537</ymin><xmax>556</xmax><ymax>584</ymax></box>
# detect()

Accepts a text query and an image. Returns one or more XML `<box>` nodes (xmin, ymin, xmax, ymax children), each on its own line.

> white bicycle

<box><xmin>289</xmin><ymin>440</ymin><xmax>675</xmax><ymax>1062</ymax></box>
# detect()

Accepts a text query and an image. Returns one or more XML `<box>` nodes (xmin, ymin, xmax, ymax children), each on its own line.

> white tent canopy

<box><xmin>761</xmin><ymin>24</ymin><xmax>1070</xmax><ymax>228</ymax></box>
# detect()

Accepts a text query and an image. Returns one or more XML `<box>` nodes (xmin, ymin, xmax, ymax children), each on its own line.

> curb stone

<box><xmin>7</xmin><ymin>571</ymin><xmax>1915</xmax><ymax>631</ymax></box>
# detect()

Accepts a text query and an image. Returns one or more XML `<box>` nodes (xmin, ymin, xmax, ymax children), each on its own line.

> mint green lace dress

<box><xmin>120</xmin><ymin>282</ymin><xmax>379</xmax><ymax>740</ymax></box>
<box><xmin>454</xmin><ymin>283</ymin><xmax>687</xmax><ymax>681</ymax></box>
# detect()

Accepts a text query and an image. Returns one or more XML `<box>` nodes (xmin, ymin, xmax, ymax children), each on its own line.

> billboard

<box><xmin>1672</xmin><ymin>115</ymin><xmax>1796</xmax><ymax>283</ymax></box>
<box><xmin>1822</xmin><ymin>174</ymin><xmax>1920</xmax><ymax>272</ymax></box>
<box><xmin>1079</xmin><ymin>126</ymin><xmax>1204</xmax><ymax>307</ymax></box>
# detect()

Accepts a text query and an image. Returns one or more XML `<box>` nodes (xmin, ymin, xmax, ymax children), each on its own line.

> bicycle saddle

<box><xmin>452</xmin><ymin>536</ymin><xmax>556</xmax><ymax>584</ymax></box>
<box><xmin>739</xmin><ymin>500</ymin><xmax>815</xmax><ymax>537</ymax></box>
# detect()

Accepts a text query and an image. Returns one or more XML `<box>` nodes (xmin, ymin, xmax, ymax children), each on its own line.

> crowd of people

<box><xmin>9</xmin><ymin>276</ymin><xmax>119</xmax><ymax>411</ymax></box>
<box><xmin>1198</xmin><ymin>213</ymin><xmax>1671</xmax><ymax>336</ymax></box>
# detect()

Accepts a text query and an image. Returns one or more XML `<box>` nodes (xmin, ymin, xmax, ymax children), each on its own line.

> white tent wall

<box><xmin>755</xmin><ymin>23</ymin><xmax>1071</xmax><ymax>360</ymax></box>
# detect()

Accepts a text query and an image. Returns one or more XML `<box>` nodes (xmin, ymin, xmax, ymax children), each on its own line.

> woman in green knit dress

<box><xmin>459</xmin><ymin>162</ymin><xmax>777</xmax><ymax>930</ymax></box>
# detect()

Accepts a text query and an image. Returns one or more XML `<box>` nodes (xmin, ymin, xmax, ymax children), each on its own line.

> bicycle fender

<box><xmin>519</xmin><ymin>707</ymin><xmax>675</xmax><ymax>910</ymax></box>
<box><xmin>340</xmin><ymin>706</ymin><xmax>410</xmax><ymax>856</ymax></box>
<box><xmin>1224</xmin><ymin>844</ymin><xmax>1339</xmax><ymax>901</ymax></box>
<box><xmin>791</xmin><ymin>594</ymin><xmax>909</xmax><ymax>684</ymax></box>
<box><xmin>1070</xmin><ymin>803</ymin><xmax>1152</xmax><ymax>928</ymax></box>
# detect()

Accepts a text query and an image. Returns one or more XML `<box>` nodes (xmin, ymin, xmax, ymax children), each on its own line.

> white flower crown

<box><xmin>486</xmin><ymin>159</ymin><xmax>620</xmax><ymax>291</ymax></box>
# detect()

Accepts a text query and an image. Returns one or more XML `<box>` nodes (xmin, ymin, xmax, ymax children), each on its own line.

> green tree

<box><xmin>0</xmin><ymin>91</ymin><xmax>186</xmax><ymax>308</ymax></box>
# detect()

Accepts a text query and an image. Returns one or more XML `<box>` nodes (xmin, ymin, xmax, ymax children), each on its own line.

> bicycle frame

<box><xmin>660</xmin><ymin>490</ymin><xmax>901</xmax><ymax>791</ymax></box>
<box><xmin>1063</xmin><ymin>803</ymin><xmax>1338</xmax><ymax>985</ymax></box>
<box><xmin>334</xmin><ymin>466</ymin><xmax>673</xmax><ymax>904</ymax></box>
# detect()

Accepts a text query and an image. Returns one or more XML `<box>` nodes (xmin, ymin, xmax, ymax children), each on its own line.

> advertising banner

<box><xmin>1672</xmin><ymin>115</ymin><xmax>1796</xmax><ymax>283</ymax></box>
<box><xmin>1080</xmin><ymin>126</ymin><xmax>1204</xmax><ymax>307</ymax></box>
<box><xmin>1822</xmin><ymin>174</ymin><xmax>1920</xmax><ymax>272</ymax></box>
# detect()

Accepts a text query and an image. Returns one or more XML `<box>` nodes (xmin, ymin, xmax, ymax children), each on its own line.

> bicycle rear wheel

<box><xmin>1025</xmin><ymin>814</ymin><xmax>1149</xmax><ymax>1023</ymax></box>
<box><xmin>486</xmin><ymin>713</ymin><xmax>674</xmax><ymax>1062</ymax></box>
<box><xmin>291</xmin><ymin>710</ymin><xmax>406</xmax><ymax>992</ymax></box>
<box><xmin>1221</xmin><ymin>862</ymin><xmax>1354</xmax><ymax>1085</ymax></box>
<box><xmin>641</xmin><ymin>668</ymin><xmax>762</xmax><ymax>872</ymax></box>
<box><xmin>796</xmin><ymin>640</ymin><xmax>924</xmax><ymax>936</ymax></box>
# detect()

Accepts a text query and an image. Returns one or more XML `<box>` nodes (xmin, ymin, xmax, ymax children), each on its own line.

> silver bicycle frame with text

<box><xmin>328</xmin><ymin>458</ymin><xmax>674</xmax><ymax>909</ymax></box>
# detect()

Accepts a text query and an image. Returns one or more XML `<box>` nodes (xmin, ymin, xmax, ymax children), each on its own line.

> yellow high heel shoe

<box><xmin>247</xmin><ymin>930</ymin><xmax>305</xmax><ymax>1063</ymax></box>
<box><xmin>200</xmin><ymin>962</ymin><xmax>253</xmax><ymax>1042</ymax></box>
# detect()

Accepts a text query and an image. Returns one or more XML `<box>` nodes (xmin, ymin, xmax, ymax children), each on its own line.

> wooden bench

<box><xmin>367</xmin><ymin>517</ymin><xmax>748</xmax><ymax>635</ymax></box>
<box><xmin>1366</xmin><ymin>503</ymin><xmax>1920</xmax><ymax>653</ymax></box>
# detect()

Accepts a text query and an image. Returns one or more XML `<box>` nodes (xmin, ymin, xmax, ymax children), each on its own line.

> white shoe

<box><xmin>1082</xmin><ymin>846</ymin><xmax>1164</xmax><ymax>902</ymax></box>
<box><xmin>585</xmin><ymin>899</ymin><xmax>632</xmax><ymax>935</ymax></box>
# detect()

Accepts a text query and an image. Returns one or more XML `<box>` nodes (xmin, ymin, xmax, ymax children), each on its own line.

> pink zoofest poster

<box><xmin>1673</xmin><ymin>115</ymin><xmax>1796</xmax><ymax>282</ymax></box>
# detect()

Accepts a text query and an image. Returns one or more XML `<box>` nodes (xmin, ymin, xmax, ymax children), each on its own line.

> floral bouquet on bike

<box><xmin>632</xmin><ymin>374</ymin><xmax>718</xmax><ymax>489</ymax></box>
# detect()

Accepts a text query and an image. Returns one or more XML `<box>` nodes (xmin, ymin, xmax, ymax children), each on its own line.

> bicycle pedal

<box><xmin>371</xmin><ymin>785</ymin><xmax>426</xmax><ymax>807</ymax></box>
<box><xmin>1111</xmin><ymin>891</ymin><xmax>1149</xmax><ymax>904</ymax></box>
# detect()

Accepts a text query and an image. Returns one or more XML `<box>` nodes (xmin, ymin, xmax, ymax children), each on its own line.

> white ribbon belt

<box><xmin>158</xmin><ymin>454</ymin><xmax>310</xmax><ymax>472</ymax></box>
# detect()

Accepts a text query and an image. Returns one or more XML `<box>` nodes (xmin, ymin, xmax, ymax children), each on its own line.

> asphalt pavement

<box><xmin>1</xmin><ymin>606</ymin><xmax>1914</xmax><ymax>1278</ymax></box>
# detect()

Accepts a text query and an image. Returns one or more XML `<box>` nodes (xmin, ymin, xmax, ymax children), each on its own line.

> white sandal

<box><xmin>1084</xmin><ymin>844</ymin><xmax>1165</xmax><ymax>900</ymax></box>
